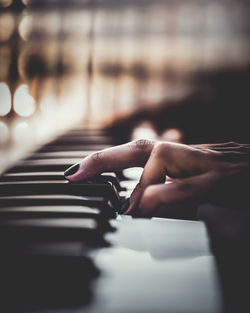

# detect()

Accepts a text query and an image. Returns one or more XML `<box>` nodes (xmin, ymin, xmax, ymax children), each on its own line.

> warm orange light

<box><xmin>0</xmin><ymin>0</ymin><xmax>12</xmax><ymax>8</ymax></box>
<box><xmin>13</xmin><ymin>84</ymin><xmax>36</xmax><ymax>117</ymax></box>
<box><xmin>0</xmin><ymin>46</ymin><xmax>11</xmax><ymax>80</ymax></box>
<box><xmin>131</xmin><ymin>121</ymin><xmax>157</xmax><ymax>140</ymax></box>
<box><xmin>18</xmin><ymin>15</ymin><xmax>33</xmax><ymax>41</ymax></box>
<box><xmin>0</xmin><ymin>13</ymin><xmax>15</xmax><ymax>42</ymax></box>
<box><xmin>161</xmin><ymin>128</ymin><xmax>183</xmax><ymax>143</ymax></box>
<box><xmin>0</xmin><ymin>82</ymin><xmax>11</xmax><ymax>116</ymax></box>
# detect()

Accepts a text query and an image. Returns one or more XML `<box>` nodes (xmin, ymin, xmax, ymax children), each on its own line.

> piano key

<box><xmin>27</xmin><ymin>150</ymin><xmax>94</xmax><ymax>159</ymax></box>
<box><xmin>18</xmin><ymin>241</ymin><xmax>90</xmax><ymax>257</ymax></box>
<box><xmin>0</xmin><ymin>204</ymin><xmax>99</xmax><ymax>214</ymax></box>
<box><xmin>0</xmin><ymin>206</ymin><xmax>114</xmax><ymax>231</ymax></box>
<box><xmin>0</xmin><ymin>217</ymin><xmax>97</xmax><ymax>228</ymax></box>
<box><xmin>6</xmin><ymin>159</ymin><xmax>82</xmax><ymax>173</ymax></box>
<box><xmin>123</xmin><ymin>167</ymin><xmax>143</xmax><ymax>180</ymax></box>
<box><xmin>48</xmin><ymin>135</ymin><xmax>114</xmax><ymax>145</ymax></box>
<box><xmin>85</xmin><ymin>173</ymin><xmax>124</xmax><ymax>191</ymax></box>
<box><xmin>120</xmin><ymin>180</ymin><xmax>138</xmax><ymax>191</ymax></box>
<box><xmin>0</xmin><ymin>172</ymin><xmax>66</xmax><ymax>181</ymax></box>
<box><xmin>0</xmin><ymin>194</ymin><xmax>110</xmax><ymax>206</ymax></box>
<box><xmin>0</xmin><ymin>180</ymin><xmax>121</xmax><ymax>209</ymax></box>
<box><xmin>0</xmin><ymin>195</ymin><xmax>116</xmax><ymax>217</ymax></box>
<box><xmin>119</xmin><ymin>190</ymin><xmax>133</xmax><ymax>198</ymax></box>
<box><xmin>38</xmin><ymin>144</ymin><xmax>111</xmax><ymax>152</ymax></box>
<box><xmin>0</xmin><ymin>172</ymin><xmax>124</xmax><ymax>191</ymax></box>
<box><xmin>0</xmin><ymin>217</ymin><xmax>106</xmax><ymax>244</ymax></box>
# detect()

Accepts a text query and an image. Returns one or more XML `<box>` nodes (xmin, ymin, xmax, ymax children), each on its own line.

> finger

<box><xmin>124</xmin><ymin>142</ymin><xmax>208</xmax><ymax>214</ymax></box>
<box><xmin>191</xmin><ymin>142</ymin><xmax>240</xmax><ymax>150</ymax></box>
<box><xmin>138</xmin><ymin>171</ymin><xmax>221</xmax><ymax>218</ymax></box>
<box><xmin>191</xmin><ymin>143</ymin><xmax>250</xmax><ymax>164</ymax></box>
<box><xmin>65</xmin><ymin>139</ymin><xmax>155</xmax><ymax>181</ymax></box>
<box><xmin>192</xmin><ymin>142</ymin><xmax>250</xmax><ymax>153</ymax></box>
<box><xmin>125</xmin><ymin>143</ymin><xmax>168</xmax><ymax>214</ymax></box>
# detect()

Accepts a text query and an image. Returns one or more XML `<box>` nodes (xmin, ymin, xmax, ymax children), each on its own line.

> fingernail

<box><xmin>64</xmin><ymin>163</ymin><xmax>80</xmax><ymax>177</ymax></box>
<box><xmin>120</xmin><ymin>198</ymin><xmax>130</xmax><ymax>214</ymax></box>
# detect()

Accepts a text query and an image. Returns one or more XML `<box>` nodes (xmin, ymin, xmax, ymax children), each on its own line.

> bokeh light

<box><xmin>12</xmin><ymin>120</ymin><xmax>34</xmax><ymax>143</ymax></box>
<box><xmin>0</xmin><ymin>13</ymin><xmax>15</xmax><ymax>42</ymax></box>
<box><xmin>131</xmin><ymin>121</ymin><xmax>157</xmax><ymax>140</ymax></box>
<box><xmin>13</xmin><ymin>84</ymin><xmax>36</xmax><ymax>117</ymax></box>
<box><xmin>18</xmin><ymin>15</ymin><xmax>33</xmax><ymax>41</ymax></box>
<box><xmin>0</xmin><ymin>46</ymin><xmax>11</xmax><ymax>80</ymax></box>
<box><xmin>0</xmin><ymin>121</ymin><xmax>10</xmax><ymax>144</ymax></box>
<box><xmin>161</xmin><ymin>128</ymin><xmax>183</xmax><ymax>143</ymax></box>
<box><xmin>0</xmin><ymin>0</ymin><xmax>12</xmax><ymax>8</ymax></box>
<box><xmin>0</xmin><ymin>82</ymin><xmax>12</xmax><ymax>116</ymax></box>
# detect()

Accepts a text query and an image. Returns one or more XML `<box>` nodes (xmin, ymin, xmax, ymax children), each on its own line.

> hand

<box><xmin>64</xmin><ymin>140</ymin><xmax>250</xmax><ymax>218</ymax></box>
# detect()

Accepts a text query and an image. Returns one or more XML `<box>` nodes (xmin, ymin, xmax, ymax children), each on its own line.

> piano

<box><xmin>1</xmin><ymin>1</ymin><xmax>250</xmax><ymax>313</ymax></box>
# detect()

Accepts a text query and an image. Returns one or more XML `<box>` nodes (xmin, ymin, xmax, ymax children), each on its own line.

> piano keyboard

<box><xmin>0</xmin><ymin>127</ymin><xmax>224</xmax><ymax>313</ymax></box>
<box><xmin>0</xmin><ymin>127</ymin><xmax>130</xmax><ymax>247</ymax></box>
<box><xmin>0</xmin><ymin>126</ymin><xmax>137</xmax><ymax>311</ymax></box>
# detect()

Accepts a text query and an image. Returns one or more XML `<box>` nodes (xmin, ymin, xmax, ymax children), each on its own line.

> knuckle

<box><xmin>90</xmin><ymin>151</ymin><xmax>103</xmax><ymax>163</ymax></box>
<box><xmin>132</xmin><ymin>139</ymin><xmax>153</xmax><ymax>150</ymax></box>
<box><xmin>152</xmin><ymin>142</ymin><xmax>169</xmax><ymax>157</ymax></box>
<box><xmin>226</xmin><ymin>141</ymin><xmax>238</xmax><ymax>147</ymax></box>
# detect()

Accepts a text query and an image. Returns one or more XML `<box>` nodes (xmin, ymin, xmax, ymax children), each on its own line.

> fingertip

<box><xmin>124</xmin><ymin>204</ymin><xmax>135</xmax><ymax>215</ymax></box>
<box><xmin>120</xmin><ymin>198</ymin><xmax>130</xmax><ymax>214</ymax></box>
<box><xmin>64</xmin><ymin>163</ymin><xmax>80</xmax><ymax>180</ymax></box>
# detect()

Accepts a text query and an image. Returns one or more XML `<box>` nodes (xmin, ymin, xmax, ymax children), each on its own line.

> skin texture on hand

<box><xmin>65</xmin><ymin>140</ymin><xmax>250</xmax><ymax>218</ymax></box>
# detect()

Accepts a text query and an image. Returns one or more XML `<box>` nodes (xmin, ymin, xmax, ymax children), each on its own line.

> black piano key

<box><xmin>0</xmin><ymin>217</ymin><xmax>106</xmax><ymax>244</ymax></box>
<box><xmin>27</xmin><ymin>151</ymin><xmax>93</xmax><ymax>159</ymax></box>
<box><xmin>0</xmin><ymin>172</ymin><xmax>65</xmax><ymax>181</ymax></box>
<box><xmin>0</xmin><ymin>206</ymin><xmax>114</xmax><ymax>231</ymax></box>
<box><xmin>0</xmin><ymin>180</ymin><xmax>116</xmax><ymax>199</ymax></box>
<box><xmin>1</xmin><ymin>171</ymin><xmax>124</xmax><ymax>191</ymax></box>
<box><xmin>0</xmin><ymin>195</ymin><xmax>116</xmax><ymax>217</ymax></box>
<box><xmin>16</xmin><ymin>241</ymin><xmax>90</xmax><ymax>257</ymax></box>
<box><xmin>48</xmin><ymin>135</ymin><xmax>114</xmax><ymax>145</ymax></box>
<box><xmin>38</xmin><ymin>144</ymin><xmax>111</xmax><ymax>152</ymax></box>
<box><xmin>6</xmin><ymin>159</ymin><xmax>81</xmax><ymax>173</ymax></box>
<box><xmin>0</xmin><ymin>180</ymin><xmax>120</xmax><ymax>209</ymax></box>
<box><xmin>85</xmin><ymin>174</ymin><xmax>124</xmax><ymax>191</ymax></box>
<box><xmin>0</xmin><ymin>205</ymin><xmax>100</xmax><ymax>218</ymax></box>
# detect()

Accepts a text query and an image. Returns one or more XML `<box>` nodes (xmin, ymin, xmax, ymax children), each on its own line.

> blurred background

<box><xmin>1</xmin><ymin>0</ymin><xmax>250</xmax><ymax>172</ymax></box>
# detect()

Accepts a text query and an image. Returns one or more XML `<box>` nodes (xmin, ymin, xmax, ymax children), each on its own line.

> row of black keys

<box><xmin>0</xmin><ymin>128</ymin><xmax>132</xmax><ymax>249</ymax></box>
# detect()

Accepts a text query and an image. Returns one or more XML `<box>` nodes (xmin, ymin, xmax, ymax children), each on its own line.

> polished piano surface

<box><xmin>1</xmin><ymin>1</ymin><xmax>250</xmax><ymax>313</ymax></box>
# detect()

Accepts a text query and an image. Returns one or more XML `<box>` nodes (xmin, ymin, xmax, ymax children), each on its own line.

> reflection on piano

<box><xmin>1</xmin><ymin>1</ymin><xmax>250</xmax><ymax>313</ymax></box>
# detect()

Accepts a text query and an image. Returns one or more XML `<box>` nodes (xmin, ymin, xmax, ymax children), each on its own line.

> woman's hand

<box><xmin>64</xmin><ymin>140</ymin><xmax>250</xmax><ymax>218</ymax></box>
